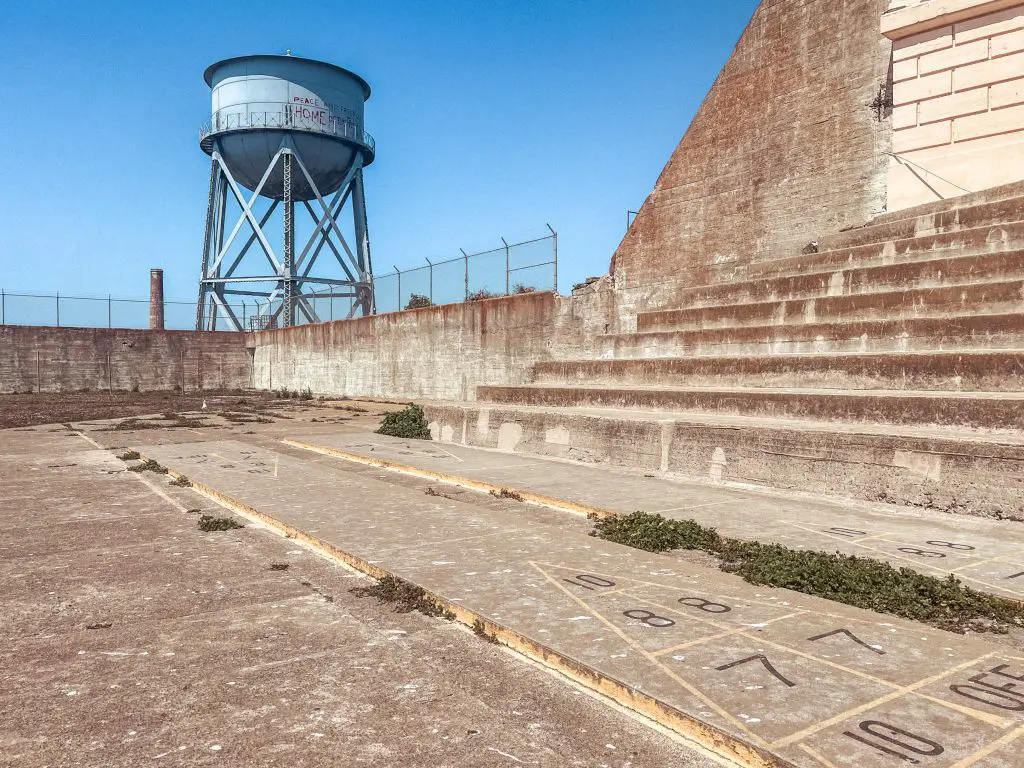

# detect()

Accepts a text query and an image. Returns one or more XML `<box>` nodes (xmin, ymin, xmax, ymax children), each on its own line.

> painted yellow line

<box><xmin>282</xmin><ymin>438</ymin><xmax>619</xmax><ymax>519</ymax></box>
<box><xmin>133</xmin><ymin>450</ymin><xmax>793</xmax><ymax>768</ymax></box>
<box><xmin>946</xmin><ymin>724</ymin><xmax>1024</xmax><ymax>768</ymax></box>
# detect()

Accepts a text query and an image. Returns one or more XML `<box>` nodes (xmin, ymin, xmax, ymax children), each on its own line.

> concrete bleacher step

<box><xmin>865</xmin><ymin>178</ymin><xmax>1024</xmax><ymax>226</ymax></box>
<box><xmin>667</xmin><ymin>248</ymin><xmax>1024</xmax><ymax>310</ymax></box>
<box><xmin>533</xmin><ymin>350</ymin><xmax>1024</xmax><ymax>392</ymax></box>
<box><xmin>602</xmin><ymin>311</ymin><xmax>1024</xmax><ymax>358</ymax></box>
<box><xmin>812</xmin><ymin>194</ymin><xmax>1024</xmax><ymax>253</ymax></box>
<box><xmin>476</xmin><ymin>384</ymin><xmax>1024</xmax><ymax>430</ymax></box>
<box><xmin>747</xmin><ymin>218</ymin><xmax>1024</xmax><ymax>281</ymax></box>
<box><xmin>423</xmin><ymin>400</ymin><xmax>1024</xmax><ymax>517</ymax></box>
<box><xmin>637</xmin><ymin>277</ymin><xmax>1024</xmax><ymax>333</ymax></box>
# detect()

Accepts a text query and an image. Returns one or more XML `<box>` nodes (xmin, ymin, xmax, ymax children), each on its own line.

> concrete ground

<box><xmin>5</xmin><ymin>399</ymin><xmax>1024</xmax><ymax>767</ymax></box>
<box><xmin>283</xmin><ymin>432</ymin><xmax>1024</xmax><ymax>601</ymax></box>
<box><xmin>0</xmin><ymin>408</ymin><xmax>723</xmax><ymax>767</ymax></box>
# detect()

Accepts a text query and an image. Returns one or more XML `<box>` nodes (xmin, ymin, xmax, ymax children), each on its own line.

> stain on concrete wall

<box><xmin>610</xmin><ymin>0</ymin><xmax>893</xmax><ymax>325</ymax></box>
<box><xmin>251</xmin><ymin>290</ymin><xmax>616</xmax><ymax>401</ymax></box>
<box><xmin>0</xmin><ymin>326</ymin><xmax>252</xmax><ymax>393</ymax></box>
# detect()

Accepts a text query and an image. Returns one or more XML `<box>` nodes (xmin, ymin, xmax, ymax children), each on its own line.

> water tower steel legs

<box><xmin>196</xmin><ymin>158</ymin><xmax>219</xmax><ymax>332</ymax></box>
<box><xmin>283</xmin><ymin>152</ymin><xmax>296</xmax><ymax>328</ymax></box>
<box><xmin>195</xmin><ymin>140</ymin><xmax>374</xmax><ymax>331</ymax></box>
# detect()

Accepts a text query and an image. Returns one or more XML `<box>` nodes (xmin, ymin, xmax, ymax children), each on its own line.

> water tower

<box><xmin>195</xmin><ymin>53</ymin><xmax>375</xmax><ymax>330</ymax></box>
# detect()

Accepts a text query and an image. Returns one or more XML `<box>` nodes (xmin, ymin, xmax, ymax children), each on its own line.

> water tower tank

<box><xmin>200</xmin><ymin>54</ymin><xmax>374</xmax><ymax>200</ymax></box>
<box><xmin>195</xmin><ymin>53</ymin><xmax>376</xmax><ymax>331</ymax></box>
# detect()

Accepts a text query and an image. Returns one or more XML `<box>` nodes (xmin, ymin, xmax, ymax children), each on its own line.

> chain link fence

<box><xmin>1</xmin><ymin>226</ymin><xmax>557</xmax><ymax>330</ymax></box>
<box><xmin>0</xmin><ymin>290</ymin><xmax>256</xmax><ymax>331</ymax></box>
<box><xmin>371</xmin><ymin>227</ymin><xmax>557</xmax><ymax>314</ymax></box>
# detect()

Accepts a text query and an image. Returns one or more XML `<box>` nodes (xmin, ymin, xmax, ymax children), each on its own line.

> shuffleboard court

<box><xmin>133</xmin><ymin>438</ymin><xmax>1024</xmax><ymax>768</ymax></box>
<box><xmin>281</xmin><ymin>432</ymin><xmax>1024</xmax><ymax>601</ymax></box>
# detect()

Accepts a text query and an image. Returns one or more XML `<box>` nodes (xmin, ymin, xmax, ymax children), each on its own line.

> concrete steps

<box><xmin>602</xmin><ymin>311</ymin><xmax>1024</xmax><ymax>358</ymax></box>
<box><xmin>861</xmin><ymin>178</ymin><xmax>1024</xmax><ymax>226</ymax></box>
<box><xmin>533</xmin><ymin>351</ymin><xmax>1024</xmax><ymax>391</ymax></box>
<box><xmin>663</xmin><ymin>248</ymin><xmax>1024</xmax><ymax>311</ymax></box>
<box><xmin>638</xmin><ymin>278</ymin><xmax>1024</xmax><ymax>333</ymax></box>
<box><xmin>477</xmin><ymin>384</ymin><xmax>1024</xmax><ymax>430</ymax></box>
<box><xmin>811</xmin><ymin>195</ymin><xmax>1024</xmax><ymax>253</ymax></box>
<box><xmin>446</xmin><ymin>186</ymin><xmax>1024</xmax><ymax>517</ymax></box>
<box><xmin>747</xmin><ymin>218</ymin><xmax>1024</xmax><ymax>281</ymax></box>
<box><xmin>423</xmin><ymin>401</ymin><xmax>1024</xmax><ymax>518</ymax></box>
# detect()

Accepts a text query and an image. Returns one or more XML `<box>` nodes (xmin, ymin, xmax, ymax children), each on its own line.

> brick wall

<box><xmin>251</xmin><ymin>290</ymin><xmax>616</xmax><ymax>401</ymax></box>
<box><xmin>609</xmin><ymin>0</ymin><xmax>892</xmax><ymax>326</ymax></box>
<box><xmin>885</xmin><ymin>1</ymin><xmax>1024</xmax><ymax>209</ymax></box>
<box><xmin>0</xmin><ymin>326</ymin><xmax>252</xmax><ymax>394</ymax></box>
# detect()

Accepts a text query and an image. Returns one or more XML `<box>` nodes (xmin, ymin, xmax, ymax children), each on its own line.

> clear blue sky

<box><xmin>0</xmin><ymin>0</ymin><xmax>758</xmax><ymax>305</ymax></box>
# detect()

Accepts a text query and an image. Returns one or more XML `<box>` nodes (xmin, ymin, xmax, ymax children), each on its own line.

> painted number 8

<box><xmin>623</xmin><ymin>609</ymin><xmax>676</xmax><ymax>628</ymax></box>
<box><xmin>678</xmin><ymin>597</ymin><xmax>732</xmax><ymax>614</ymax></box>
<box><xmin>898</xmin><ymin>547</ymin><xmax>947</xmax><ymax>559</ymax></box>
<box><xmin>926</xmin><ymin>540</ymin><xmax>976</xmax><ymax>551</ymax></box>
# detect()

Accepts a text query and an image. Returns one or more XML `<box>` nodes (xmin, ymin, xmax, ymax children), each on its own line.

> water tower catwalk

<box><xmin>195</xmin><ymin>54</ymin><xmax>376</xmax><ymax>330</ymax></box>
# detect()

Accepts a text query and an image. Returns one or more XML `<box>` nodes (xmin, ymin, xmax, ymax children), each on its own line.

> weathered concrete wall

<box><xmin>251</xmin><ymin>291</ymin><xmax>616</xmax><ymax>400</ymax></box>
<box><xmin>610</xmin><ymin>0</ymin><xmax>893</xmax><ymax>326</ymax></box>
<box><xmin>0</xmin><ymin>326</ymin><xmax>252</xmax><ymax>393</ymax></box>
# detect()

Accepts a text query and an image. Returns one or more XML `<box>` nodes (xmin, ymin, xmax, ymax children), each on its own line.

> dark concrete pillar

<box><xmin>149</xmin><ymin>269</ymin><xmax>165</xmax><ymax>330</ymax></box>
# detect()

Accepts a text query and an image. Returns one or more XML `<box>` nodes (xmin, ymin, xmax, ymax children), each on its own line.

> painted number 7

<box><xmin>715</xmin><ymin>654</ymin><xmax>796</xmax><ymax>688</ymax></box>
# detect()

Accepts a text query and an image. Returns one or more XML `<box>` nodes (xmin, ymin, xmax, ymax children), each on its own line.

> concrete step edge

<box><xmin>666</xmin><ymin>248</ymin><xmax>1024</xmax><ymax>308</ymax></box>
<box><xmin>428</xmin><ymin>399</ymin><xmax>1024</xmax><ymax>447</ymax></box>
<box><xmin>750</xmin><ymin>220</ymin><xmax>1024</xmax><ymax>280</ymax></box>
<box><xmin>536</xmin><ymin>350</ymin><xmax>1024</xmax><ymax>367</ymax></box>
<box><xmin>816</xmin><ymin>197</ymin><xmax>1024</xmax><ymax>250</ymax></box>
<box><xmin>639</xmin><ymin>277</ymin><xmax>1024</xmax><ymax>327</ymax></box>
<box><xmin>868</xmin><ymin>181</ymin><xmax>1024</xmax><ymax>225</ymax></box>
<box><xmin>619</xmin><ymin>311</ymin><xmax>1024</xmax><ymax>341</ymax></box>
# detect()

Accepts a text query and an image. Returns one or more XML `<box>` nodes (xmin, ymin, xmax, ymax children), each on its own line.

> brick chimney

<box><xmin>149</xmin><ymin>269</ymin><xmax>165</xmax><ymax>330</ymax></box>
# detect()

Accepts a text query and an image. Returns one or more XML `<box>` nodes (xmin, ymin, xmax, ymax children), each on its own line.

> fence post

<box><xmin>1</xmin><ymin>289</ymin><xmax>4</xmax><ymax>325</ymax></box>
<box><xmin>394</xmin><ymin>266</ymin><xmax>401</xmax><ymax>310</ymax></box>
<box><xmin>501</xmin><ymin>238</ymin><xmax>510</xmax><ymax>295</ymax></box>
<box><xmin>108</xmin><ymin>295</ymin><xmax>112</xmax><ymax>328</ymax></box>
<box><xmin>461</xmin><ymin>249</ymin><xmax>469</xmax><ymax>300</ymax></box>
<box><xmin>56</xmin><ymin>292</ymin><xmax>60</xmax><ymax>327</ymax></box>
<box><xmin>425</xmin><ymin>258</ymin><xmax>433</xmax><ymax>304</ymax></box>
<box><xmin>242</xmin><ymin>301</ymin><xmax>247</xmax><ymax>331</ymax></box>
<box><xmin>547</xmin><ymin>223</ymin><xmax>558</xmax><ymax>294</ymax></box>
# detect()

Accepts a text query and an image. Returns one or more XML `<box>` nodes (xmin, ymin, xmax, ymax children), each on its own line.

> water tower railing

<box><xmin>199</xmin><ymin>105</ymin><xmax>374</xmax><ymax>153</ymax></box>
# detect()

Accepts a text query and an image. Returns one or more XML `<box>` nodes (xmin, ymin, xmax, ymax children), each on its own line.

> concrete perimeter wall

<box><xmin>0</xmin><ymin>326</ymin><xmax>252</xmax><ymax>394</ymax></box>
<box><xmin>610</xmin><ymin>0</ymin><xmax>893</xmax><ymax>326</ymax></box>
<box><xmin>251</xmin><ymin>291</ymin><xmax>616</xmax><ymax>401</ymax></box>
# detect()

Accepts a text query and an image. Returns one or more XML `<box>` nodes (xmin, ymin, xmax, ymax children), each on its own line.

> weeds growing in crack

<box><xmin>197</xmin><ymin>515</ymin><xmax>244</xmax><ymax>532</ymax></box>
<box><xmin>351</xmin><ymin>575</ymin><xmax>455</xmax><ymax>620</ymax></box>
<box><xmin>472</xmin><ymin>619</ymin><xmax>499</xmax><ymax>644</ymax></box>
<box><xmin>118</xmin><ymin>451</ymin><xmax>140</xmax><ymax>461</ymax></box>
<box><xmin>490</xmin><ymin>488</ymin><xmax>524</xmax><ymax>502</ymax></box>
<box><xmin>169</xmin><ymin>475</ymin><xmax>192</xmax><ymax>487</ymax></box>
<box><xmin>127</xmin><ymin>459</ymin><xmax>167</xmax><ymax>474</ymax></box>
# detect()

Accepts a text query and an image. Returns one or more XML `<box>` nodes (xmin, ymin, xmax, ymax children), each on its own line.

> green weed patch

<box><xmin>592</xmin><ymin>512</ymin><xmax>1024</xmax><ymax>634</ymax></box>
<box><xmin>375</xmin><ymin>404</ymin><xmax>431</xmax><ymax>440</ymax></box>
